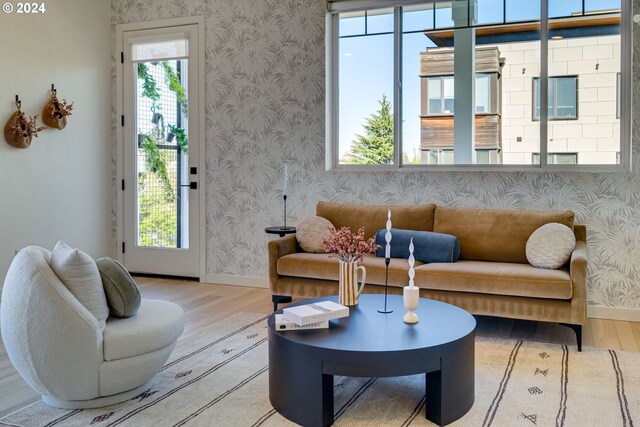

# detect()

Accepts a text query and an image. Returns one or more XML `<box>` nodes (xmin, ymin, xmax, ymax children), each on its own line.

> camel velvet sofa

<box><xmin>268</xmin><ymin>202</ymin><xmax>587</xmax><ymax>350</ymax></box>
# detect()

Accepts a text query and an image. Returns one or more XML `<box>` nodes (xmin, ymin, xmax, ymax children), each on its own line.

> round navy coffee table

<box><xmin>267</xmin><ymin>294</ymin><xmax>476</xmax><ymax>427</ymax></box>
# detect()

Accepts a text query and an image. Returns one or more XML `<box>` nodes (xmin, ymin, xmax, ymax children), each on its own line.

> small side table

<box><xmin>265</xmin><ymin>226</ymin><xmax>296</xmax><ymax>238</ymax></box>
<box><xmin>265</xmin><ymin>226</ymin><xmax>296</xmax><ymax>310</ymax></box>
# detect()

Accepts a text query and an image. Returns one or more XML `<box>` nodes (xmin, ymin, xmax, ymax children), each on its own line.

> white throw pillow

<box><xmin>296</xmin><ymin>216</ymin><xmax>334</xmax><ymax>253</ymax></box>
<box><xmin>526</xmin><ymin>223</ymin><xmax>576</xmax><ymax>269</ymax></box>
<box><xmin>50</xmin><ymin>241</ymin><xmax>109</xmax><ymax>328</ymax></box>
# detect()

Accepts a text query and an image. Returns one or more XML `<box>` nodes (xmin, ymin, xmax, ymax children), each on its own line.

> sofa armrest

<box><xmin>268</xmin><ymin>235</ymin><xmax>299</xmax><ymax>293</ymax></box>
<box><xmin>569</xmin><ymin>239</ymin><xmax>587</xmax><ymax>325</ymax></box>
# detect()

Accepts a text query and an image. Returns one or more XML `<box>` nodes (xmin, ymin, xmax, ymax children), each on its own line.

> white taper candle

<box><xmin>283</xmin><ymin>164</ymin><xmax>288</xmax><ymax>197</ymax></box>
<box><xmin>385</xmin><ymin>209</ymin><xmax>392</xmax><ymax>259</ymax></box>
<box><xmin>408</xmin><ymin>237</ymin><xmax>415</xmax><ymax>289</ymax></box>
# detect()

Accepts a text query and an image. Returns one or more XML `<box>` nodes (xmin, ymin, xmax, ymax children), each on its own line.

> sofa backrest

<box><xmin>433</xmin><ymin>207</ymin><xmax>575</xmax><ymax>263</ymax></box>
<box><xmin>316</xmin><ymin>202</ymin><xmax>436</xmax><ymax>239</ymax></box>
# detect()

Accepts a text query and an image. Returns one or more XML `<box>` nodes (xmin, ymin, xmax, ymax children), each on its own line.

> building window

<box><xmin>426</xmin><ymin>149</ymin><xmax>498</xmax><ymax>164</ymax></box>
<box><xmin>533</xmin><ymin>76</ymin><xmax>578</xmax><ymax>121</ymax></box>
<box><xmin>532</xmin><ymin>152</ymin><xmax>578</xmax><ymax>165</ymax></box>
<box><xmin>475</xmin><ymin>74</ymin><xmax>492</xmax><ymax>114</ymax></box>
<box><xmin>425</xmin><ymin>74</ymin><xmax>495</xmax><ymax>115</ymax></box>
<box><xmin>425</xmin><ymin>149</ymin><xmax>454</xmax><ymax>164</ymax></box>
<box><xmin>427</xmin><ymin>76</ymin><xmax>454</xmax><ymax>115</ymax></box>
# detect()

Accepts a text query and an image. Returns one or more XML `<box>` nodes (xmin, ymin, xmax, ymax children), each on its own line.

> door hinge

<box><xmin>120</xmin><ymin>51</ymin><xmax>124</xmax><ymax>63</ymax></box>
<box><xmin>121</xmin><ymin>115</ymin><xmax>125</xmax><ymax>126</ymax></box>
<box><xmin>121</xmin><ymin>179</ymin><xmax>125</xmax><ymax>191</ymax></box>
<box><xmin>122</xmin><ymin>242</ymin><xmax>126</xmax><ymax>254</ymax></box>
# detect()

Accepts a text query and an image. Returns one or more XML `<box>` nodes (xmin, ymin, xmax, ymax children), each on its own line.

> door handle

<box><xmin>180</xmin><ymin>182</ymin><xmax>198</xmax><ymax>190</ymax></box>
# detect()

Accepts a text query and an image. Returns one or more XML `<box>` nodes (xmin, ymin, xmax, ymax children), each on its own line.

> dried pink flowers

<box><xmin>322</xmin><ymin>226</ymin><xmax>379</xmax><ymax>263</ymax></box>
<box><xmin>8</xmin><ymin>111</ymin><xmax>46</xmax><ymax>138</ymax></box>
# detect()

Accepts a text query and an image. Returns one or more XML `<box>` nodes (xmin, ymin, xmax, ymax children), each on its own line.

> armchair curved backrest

<box><xmin>1</xmin><ymin>246</ymin><xmax>103</xmax><ymax>401</ymax></box>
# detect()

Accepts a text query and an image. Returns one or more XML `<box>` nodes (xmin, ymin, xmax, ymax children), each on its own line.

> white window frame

<box><xmin>325</xmin><ymin>0</ymin><xmax>632</xmax><ymax>172</ymax></box>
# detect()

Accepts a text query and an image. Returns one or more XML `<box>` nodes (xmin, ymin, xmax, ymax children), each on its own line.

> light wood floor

<box><xmin>1</xmin><ymin>276</ymin><xmax>640</xmax><ymax>418</ymax></box>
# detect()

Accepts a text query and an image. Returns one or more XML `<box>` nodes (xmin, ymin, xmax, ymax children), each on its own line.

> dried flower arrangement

<box><xmin>9</xmin><ymin>111</ymin><xmax>45</xmax><ymax>137</ymax></box>
<box><xmin>4</xmin><ymin>110</ymin><xmax>46</xmax><ymax>149</ymax></box>
<box><xmin>322</xmin><ymin>226</ymin><xmax>380</xmax><ymax>263</ymax></box>
<box><xmin>43</xmin><ymin>91</ymin><xmax>73</xmax><ymax>129</ymax></box>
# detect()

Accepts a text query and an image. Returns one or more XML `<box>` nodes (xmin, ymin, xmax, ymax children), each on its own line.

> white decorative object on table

<box><xmin>385</xmin><ymin>209</ymin><xmax>392</xmax><ymax>259</ymax></box>
<box><xmin>404</xmin><ymin>237</ymin><xmax>419</xmax><ymax>324</ymax></box>
<box><xmin>378</xmin><ymin>208</ymin><xmax>393</xmax><ymax>313</ymax></box>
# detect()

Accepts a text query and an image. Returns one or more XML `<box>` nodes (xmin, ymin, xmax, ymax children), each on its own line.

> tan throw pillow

<box><xmin>526</xmin><ymin>223</ymin><xmax>576</xmax><ymax>269</ymax></box>
<box><xmin>50</xmin><ymin>241</ymin><xmax>109</xmax><ymax>328</ymax></box>
<box><xmin>296</xmin><ymin>216</ymin><xmax>334</xmax><ymax>253</ymax></box>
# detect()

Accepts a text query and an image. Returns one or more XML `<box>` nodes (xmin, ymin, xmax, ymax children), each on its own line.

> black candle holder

<box><xmin>378</xmin><ymin>258</ymin><xmax>393</xmax><ymax>313</ymax></box>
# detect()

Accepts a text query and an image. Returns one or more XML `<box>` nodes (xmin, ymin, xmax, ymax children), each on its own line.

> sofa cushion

<box><xmin>526</xmin><ymin>223</ymin><xmax>576</xmax><ymax>269</ymax></box>
<box><xmin>296</xmin><ymin>216</ymin><xmax>333</xmax><ymax>253</ymax></box>
<box><xmin>433</xmin><ymin>207</ymin><xmax>574</xmax><ymax>263</ymax></box>
<box><xmin>50</xmin><ymin>241</ymin><xmax>109</xmax><ymax>329</ymax></box>
<box><xmin>374</xmin><ymin>228</ymin><xmax>460</xmax><ymax>263</ymax></box>
<box><xmin>316</xmin><ymin>202</ymin><xmax>436</xmax><ymax>239</ymax></box>
<box><xmin>414</xmin><ymin>260</ymin><xmax>573</xmax><ymax>300</ymax></box>
<box><xmin>277</xmin><ymin>253</ymin><xmax>423</xmax><ymax>286</ymax></box>
<box><xmin>103</xmin><ymin>299</ymin><xmax>184</xmax><ymax>361</ymax></box>
<box><xmin>96</xmin><ymin>257</ymin><xmax>142</xmax><ymax>318</ymax></box>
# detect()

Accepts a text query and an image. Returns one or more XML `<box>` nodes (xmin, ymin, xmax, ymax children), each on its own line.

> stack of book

<box><xmin>275</xmin><ymin>300</ymin><xmax>349</xmax><ymax>331</ymax></box>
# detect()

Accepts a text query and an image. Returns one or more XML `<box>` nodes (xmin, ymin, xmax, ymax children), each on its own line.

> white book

<box><xmin>282</xmin><ymin>301</ymin><xmax>349</xmax><ymax>326</ymax></box>
<box><xmin>274</xmin><ymin>314</ymin><xmax>328</xmax><ymax>331</ymax></box>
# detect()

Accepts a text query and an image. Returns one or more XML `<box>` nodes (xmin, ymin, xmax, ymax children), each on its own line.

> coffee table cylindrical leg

<box><xmin>425</xmin><ymin>335</ymin><xmax>475</xmax><ymax>426</ymax></box>
<box><xmin>269</xmin><ymin>339</ymin><xmax>334</xmax><ymax>427</ymax></box>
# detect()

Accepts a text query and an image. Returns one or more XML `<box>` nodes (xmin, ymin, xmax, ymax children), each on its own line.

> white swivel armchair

<box><xmin>0</xmin><ymin>246</ymin><xmax>185</xmax><ymax>409</ymax></box>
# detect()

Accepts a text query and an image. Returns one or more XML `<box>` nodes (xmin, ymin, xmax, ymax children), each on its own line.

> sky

<box><xmin>338</xmin><ymin>0</ymin><xmax>621</xmax><ymax>161</ymax></box>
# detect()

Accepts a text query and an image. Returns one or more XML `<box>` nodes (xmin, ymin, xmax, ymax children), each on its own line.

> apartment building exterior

<box><xmin>419</xmin><ymin>14</ymin><xmax>621</xmax><ymax>165</ymax></box>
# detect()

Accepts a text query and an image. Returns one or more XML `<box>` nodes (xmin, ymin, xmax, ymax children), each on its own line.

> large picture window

<box><xmin>327</xmin><ymin>0</ymin><xmax>630</xmax><ymax>169</ymax></box>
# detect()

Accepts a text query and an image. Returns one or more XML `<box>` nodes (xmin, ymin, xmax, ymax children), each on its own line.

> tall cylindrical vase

<box><xmin>338</xmin><ymin>260</ymin><xmax>366</xmax><ymax>306</ymax></box>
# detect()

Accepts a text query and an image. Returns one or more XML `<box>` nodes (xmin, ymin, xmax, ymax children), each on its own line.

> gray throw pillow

<box><xmin>96</xmin><ymin>257</ymin><xmax>141</xmax><ymax>318</ymax></box>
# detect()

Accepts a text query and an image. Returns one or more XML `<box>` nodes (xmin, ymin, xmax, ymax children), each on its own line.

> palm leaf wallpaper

<box><xmin>112</xmin><ymin>0</ymin><xmax>640</xmax><ymax>309</ymax></box>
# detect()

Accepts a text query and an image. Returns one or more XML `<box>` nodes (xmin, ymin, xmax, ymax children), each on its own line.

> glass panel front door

<box><xmin>135</xmin><ymin>59</ymin><xmax>189</xmax><ymax>249</ymax></box>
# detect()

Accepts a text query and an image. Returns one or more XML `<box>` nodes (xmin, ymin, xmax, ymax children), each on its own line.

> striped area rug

<box><xmin>1</xmin><ymin>313</ymin><xmax>638</xmax><ymax>427</ymax></box>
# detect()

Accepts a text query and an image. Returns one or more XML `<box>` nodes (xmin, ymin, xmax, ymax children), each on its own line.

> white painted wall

<box><xmin>0</xmin><ymin>0</ymin><xmax>113</xmax><ymax>281</ymax></box>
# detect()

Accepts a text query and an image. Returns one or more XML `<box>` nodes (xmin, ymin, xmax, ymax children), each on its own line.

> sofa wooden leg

<box><xmin>560</xmin><ymin>323</ymin><xmax>582</xmax><ymax>351</ymax></box>
<box><xmin>272</xmin><ymin>295</ymin><xmax>292</xmax><ymax>312</ymax></box>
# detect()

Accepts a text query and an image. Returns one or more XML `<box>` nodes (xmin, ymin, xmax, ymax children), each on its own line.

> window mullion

<box><xmin>327</xmin><ymin>12</ymin><xmax>339</xmax><ymax>170</ymax></box>
<box><xmin>394</xmin><ymin>6</ymin><xmax>402</xmax><ymax>167</ymax></box>
<box><xmin>539</xmin><ymin>0</ymin><xmax>549</xmax><ymax>168</ymax></box>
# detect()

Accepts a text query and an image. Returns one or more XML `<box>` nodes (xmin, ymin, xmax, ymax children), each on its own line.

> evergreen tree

<box><xmin>350</xmin><ymin>95</ymin><xmax>394</xmax><ymax>164</ymax></box>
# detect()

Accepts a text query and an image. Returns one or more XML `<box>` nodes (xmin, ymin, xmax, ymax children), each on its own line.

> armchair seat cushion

<box><xmin>103</xmin><ymin>299</ymin><xmax>184</xmax><ymax>361</ymax></box>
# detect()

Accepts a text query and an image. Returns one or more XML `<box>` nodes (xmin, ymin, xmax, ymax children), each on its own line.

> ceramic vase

<box><xmin>339</xmin><ymin>260</ymin><xmax>366</xmax><ymax>306</ymax></box>
<box><xmin>403</xmin><ymin>286</ymin><xmax>419</xmax><ymax>324</ymax></box>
